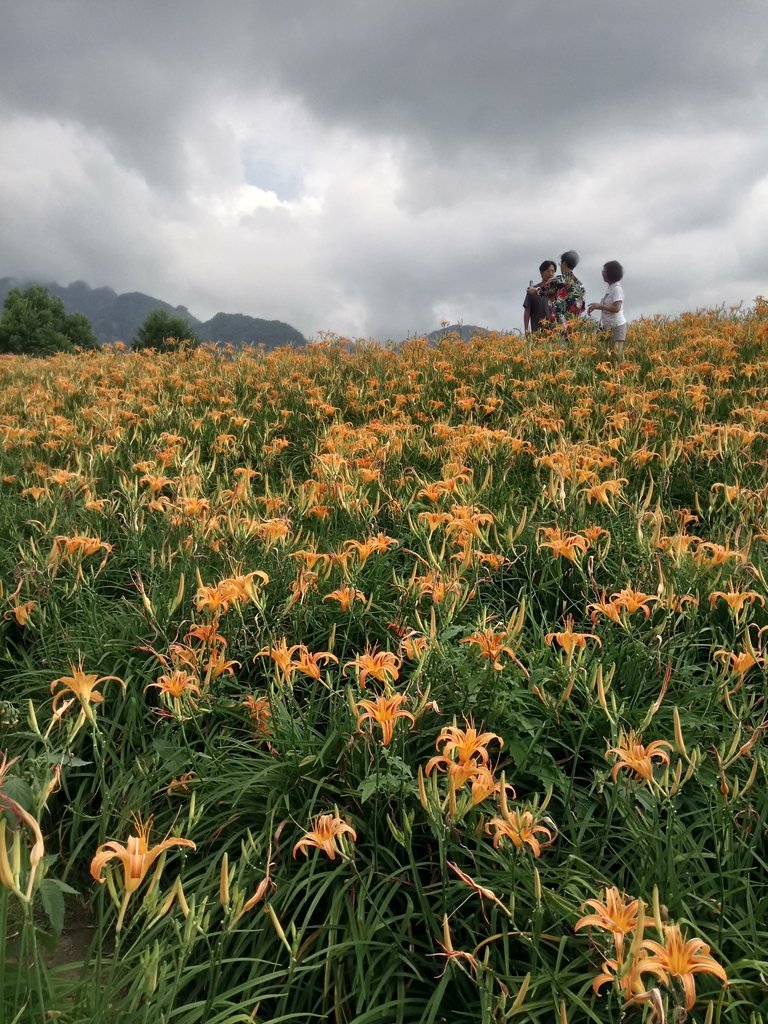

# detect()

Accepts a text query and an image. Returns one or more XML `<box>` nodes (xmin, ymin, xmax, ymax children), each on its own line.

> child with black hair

<box><xmin>588</xmin><ymin>261</ymin><xmax>626</xmax><ymax>362</ymax></box>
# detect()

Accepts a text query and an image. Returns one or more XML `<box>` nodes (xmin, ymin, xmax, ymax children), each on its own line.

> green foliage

<box><xmin>1</xmin><ymin>307</ymin><xmax>768</xmax><ymax>1022</ymax></box>
<box><xmin>0</xmin><ymin>285</ymin><xmax>98</xmax><ymax>356</ymax></box>
<box><xmin>132</xmin><ymin>308</ymin><xmax>201</xmax><ymax>352</ymax></box>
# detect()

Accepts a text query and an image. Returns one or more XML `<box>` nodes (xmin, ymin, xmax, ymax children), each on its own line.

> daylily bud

<box><xmin>652</xmin><ymin>885</ymin><xmax>664</xmax><ymax>936</ymax></box>
<box><xmin>595</xmin><ymin>665</ymin><xmax>610</xmax><ymax>717</ymax></box>
<box><xmin>510</xmin><ymin>973</ymin><xmax>530</xmax><ymax>1012</ymax></box>
<box><xmin>169</xmin><ymin>573</ymin><xmax>185</xmax><ymax>615</ymax></box>
<box><xmin>219</xmin><ymin>853</ymin><xmax>230</xmax><ymax>910</ymax></box>
<box><xmin>267</xmin><ymin>903</ymin><xmax>292</xmax><ymax>956</ymax></box>
<box><xmin>27</xmin><ymin>699</ymin><xmax>41</xmax><ymax>737</ymax></box>
<box><xmin>417</xmin><ymin>767</ymin><xmax>429</xmax><ymax>811</ymax></box>
<box><xmin>0</xmin><ymin>821</ymin><xmax>23</xmax><ymax>898</ymax></box>
<box><xmin>673</xmin><ymin>706</ymin><xmax>688</xmax><ymax>759</ymax></box>
<box><xmin>741</xmin><ymin>757</ymin><xmax>759</xmax><ymax>796</ymax></box>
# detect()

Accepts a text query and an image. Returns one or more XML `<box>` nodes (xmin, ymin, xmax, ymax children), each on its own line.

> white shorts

<box><xmin>604</xmin><ymin>323</ymin><xmax>627</xmax><ymax>343</ymax></box>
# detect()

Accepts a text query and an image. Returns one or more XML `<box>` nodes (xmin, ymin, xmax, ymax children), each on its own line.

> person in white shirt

<box><xmin>588</xmin><ymin>261</ymin><xmax>626</xmax><ymax>362</ymax></box>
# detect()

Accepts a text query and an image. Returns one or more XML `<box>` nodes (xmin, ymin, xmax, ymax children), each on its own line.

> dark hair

<box><xmin>560</xmin><ymin>250</ymin><xmax>579</xmax><ymax>270</ymax></box>
<box><xmin>603</xmin><ymin>260</ymin><xmax>624</xmax><ymax>283</ymax></box>
<box><xmin>539</xmin><ymin>260</ymin><xmax>557</xmax><ymax>274</ymax></box>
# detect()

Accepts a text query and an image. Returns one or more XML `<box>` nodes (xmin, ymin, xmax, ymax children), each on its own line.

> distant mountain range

<box><xmin>425</xmin><ymin>324</ymin><xmax>490</xmax><ymax>343</ymax></box>
<box><xmin>0</xmin><ymin>277</ymin><xmax>305</xmax><ymax>349</ymax></box>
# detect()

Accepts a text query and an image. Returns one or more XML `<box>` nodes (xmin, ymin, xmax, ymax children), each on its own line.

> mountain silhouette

<box><xmin>0</xmin><ymin>277</ymin><xmax>305</xmax><ymax>349</ymax></box>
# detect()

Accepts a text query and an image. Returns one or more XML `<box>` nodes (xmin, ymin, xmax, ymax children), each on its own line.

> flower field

<box><xmin>1</xmin><ymin>306</ymin><xmax>768</xmax><ymax>1023</ymax></box>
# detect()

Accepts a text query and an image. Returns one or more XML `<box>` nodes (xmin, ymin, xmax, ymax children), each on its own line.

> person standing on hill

<box><xmin>523</xmin><ymin>260</ymin><xmax>557</xmax><ymax>334</ymax></box>
<box><xmin>588</xmin><ymin>260</ymin><xmax>627</xmax><ymax>362</ymax></box>
<box><xmin>529</xmin><ymin>250</ymin><xmax>585</xmax><ymax>333</ymax></box>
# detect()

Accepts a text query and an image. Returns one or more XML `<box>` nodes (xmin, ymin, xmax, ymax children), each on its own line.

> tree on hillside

<box><xmin>132</xmin><ymin>309</ymin><xmax>201</xmax><ymax>352</ymax></box>
<box><xmin>0</xmin><ymin>285</ymin><xmax>98</xmax><ymax>356</ymax></box>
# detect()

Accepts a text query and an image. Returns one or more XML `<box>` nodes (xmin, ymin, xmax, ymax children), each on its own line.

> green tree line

<box><xmin>0</xmin><ymin>286</ymin><xmax>200</xmax><ymax>355</ymax></box>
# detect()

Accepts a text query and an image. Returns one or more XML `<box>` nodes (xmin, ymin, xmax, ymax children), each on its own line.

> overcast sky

<box><xmin>1</xmin><ymin>1</ymin><xmax>766</xmax><ymax>340</ymax></box>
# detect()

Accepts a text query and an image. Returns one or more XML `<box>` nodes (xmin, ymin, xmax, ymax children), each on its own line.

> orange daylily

<box><xmin>610</xmin><ymin>587</ymin><xmax>659</xmax><ymax>618</ymax></box>
<box><xmin>344</xmin><ymin>647</ymin><xmax>402</xmax><ymax>688</ymax></box>
<box><xmin>607</xmin><ymin>730</ymin><xmax>672</xmax><ymax>784</ymax></box>
<box><xmin>355</xmin><ymin>692</ymin><xmax>415</xmax><ymax>745</ymax></box>
<box><xmin>580</xmin><ymin>478</ymin><xmax>628</xmax><ymax>507</ymax></box>
<box><xmin>713</xmin><ymin>645</ymin><xmax>766</xmax><ymax>694</ymax></box>
<box><xmin>574</xmin><ymin>885</ymin><xmax>641</xmax><ymax>957</ymax></box>
<box><xmin>398</xmin><ymin>631</ymin><xmax>430</xmax><ymax>661</ymax></box>
<box><xmin>145</xmin><ymin>670</ymin><xmax>202</xmax><ymax>719</ymax></box>
<box><xmin>587</xmin><ymin>592</ymin><xmax>625</xmax><ymax>625</ymax></box>
<box><xmin>426</xmin><ymin>720</ymin><xmax>503</xmax><ymax>779</ymax></box>
<box><xmin>486</xmin><ymin>807</ymin><xmax>555</xmax><ymax>856</ymax></box>
<box><xmin>713</xmin><ymin>646</ymin><xmax>765</xmax><ymax>677</ymax></box>
<box><xmin>323</xmin><ymin>586</ymin><xmax>366</xmax><ymax>611</ymax></box>
<box><xmin>591</xmin><ymin>955</ymin><xmax>655</xmax><ymax>1002</ymax></box>
<box><xmin>90</xmin><ymin>814</ymin><xmax>196</xmax><ymax>930</ymax></box>
<box><xmin>292</xmin><ymin>813</ymin><xmax>357</xmax><ymax>861</ymax></box>
<box><xmin>461</xmin><ymin>627</ymin><xmax>528</xmax><ymax>674</ymax></box>
<box><xmin>6</xmin><ymin>601</ymin><xmax>36</xmax><ymax>627</ymax></box>
<box><xmin>538</xmin><ymin>527</ymin><xmax>589</xmax><ymax>563</ymax></box>
<box><xmin>709</xmin><ymin>585</ymin><xmax>765</xmax><ymax>616</ymax></box>
<box><xmin>292</xmin><ymin>646</ymin><xmax>339</xmax><ymax>681</ymax></box>
<box><xmin>243</xmin><ymin>694</ymin><xmax>273</xmax><ymax>741</ymax></box>
<box><xmin>639</xmin><ymin>923</ymin><xmax>727</xmax><ymax>1010</ymax></box>
<box><xmin>50</xmin><ymin>659</ymin><xmax>125</xmax><ymax>724</ymax></box>
<box><xmin>343</xmin><ymin>532</ymin><xmax>398</xmax><ymax>565</ymax></box>
<box><xmin>0</xmin><ymin>753</ymin><xmax>46</xmax><ymax>901</ymax></box>
<box><xmin>469</xmin><ymin>764</ymin><xmax>515</xmax><ymax>808</ymax></box>
<box><xmin>545</xmin><ymin>616</ymin><xmax>602</xmax><ymax>664</ymax></box>
<box><xmin>255</xmin><ymin>637</ymin><xmax>303</xmax><ymax>686</ymax></box>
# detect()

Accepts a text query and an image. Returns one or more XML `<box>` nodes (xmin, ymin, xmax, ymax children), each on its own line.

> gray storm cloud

<box><xmin>1</xmin><ymin>1</ymin><xmax>766</xmax><ymax>339</ymax></box>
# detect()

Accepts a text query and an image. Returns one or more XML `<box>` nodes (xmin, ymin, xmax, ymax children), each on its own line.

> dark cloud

<box><xmin>0</xmin><ymin>2</ymin><xmax>766</xmax><ymax>338</ymax></box>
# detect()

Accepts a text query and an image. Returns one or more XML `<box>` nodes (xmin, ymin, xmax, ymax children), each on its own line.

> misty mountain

<box><xmin>201</xmin><ymin>312</ymin><xmax>304</xmax><ymax>349</ymax></box>
<box><xmin>0</xmin><ymin>277</ymin><xmax>305</xmax><ymax>349</ymax></box>
<box><xmin>425</xmin><ymin>324</ymin><xmax>490</xmax><ymax>343</ymax></box>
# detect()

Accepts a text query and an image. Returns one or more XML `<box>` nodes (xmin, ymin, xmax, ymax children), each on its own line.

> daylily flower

<box><xmin>607</xmin><ymin>730</ymin><xmax>672</xmax><ymax>784</ymax></box>
<box><xmin>545</xmin><ymin>616</ymin><xmax>602</xmax><ymax>665</ymax></box>
<box><xmin>426</xmin><ymin>720</ymin><xmax>503</xmax><ymax>779</ymax></box>
<box><xmin>344</xmin><ymin>647</ymin><xmax>401</xmax><ymax>688</ymax></box>
<box><xmin>610</xmin><ymin>587</ymin><xmax>659</xmax><ymax>618</ymax></box>
<box><xmin>486</xmin><ymin>807</ymin><xmax>555</xmax><ymax>856</ymax></box>
<box><xmin>242</xmin><ymin>694</ymin><xmax>273</xmax><ymax>743</ymax></box>
<box><xmin>713</xmin><ymin>645</ymin><xmax>766</xmax><ymax>693</ymax></box>
<box><xmin>469</xmin><ymin>764</ymin><xmax>515</xmax><ymax>808</ymax></box>
<box><xmin>6</xmin><ymin>600</ymin><xmax>36</xmax><ymax>627</ymax></box>
<box><xmin>255</xmin><ymin>637</ymin><xmax>302</xmax><ymax>686</ymax></box>
<box><xmin>145</xmin><ymin>670</ymin><xmax>202</xmax><ymax>720</ymax></box>
<box><xmin>90</xmin><ymin>814</ymin><xmax>196</xmax><ymax>930</ymax></box>
<box><xmin>591</xmin><ymin>955</ymin><xmax>657</xmax><ymax>1002</ymax></box>
<box><xmin>431</xmin><ymin>720</ymin><xmax>501</xmax><ymax>767</ymax></box>
<box><xmin>50</xmin><ymin>659</ymin><xmax>125</xmax><ymax>724</ymax></box>
<box><xmin>574</xmin><ymin>885</ymin><xmax>640</xmax><ymax>957</ymax></box>
<box><xmin>292</xmin><ymin>813</ymin><xmax>357</xmax><ymax>861</ymax></box>
<box><xmin>292</xmin><ymin>646</ymin><xmax>339</xmax><ymax>681</ymax></box>
<box><xmin>323</xmin><ymin>586</ymin><xmax>366</xmax><ymax>612</ymax></box>
<box><xmin>538</xmin><ymin>526</ymin><xmax>589</xmax><ymax>563</ymax></box>
<box><xmin>355</xmin><ymin>692</ymin><xmax>415</xmax><ymax>745</ymax></box>
<box><xmin>709</xmin><ymin>585</ymin><xmax>765</xmax><ymax>616</ymax></box>
<box><xmin>639</xmin><ymin>923</ymin><xmax>727</xmax><ymax>1009</ymax></box>
<box><xmin>398</xmin><ymin>631</ymin><xmax>430</xmax><ymax>661</ymax></box>
<box><xmin>461</xmin><ymin>627</ymin><xmax>528</xmax><ymax>674</ymax></box>
<box><xmin>580</xmin><ymin>477</ymin><xmax>628</xmax><ymax>507</ymax></box>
